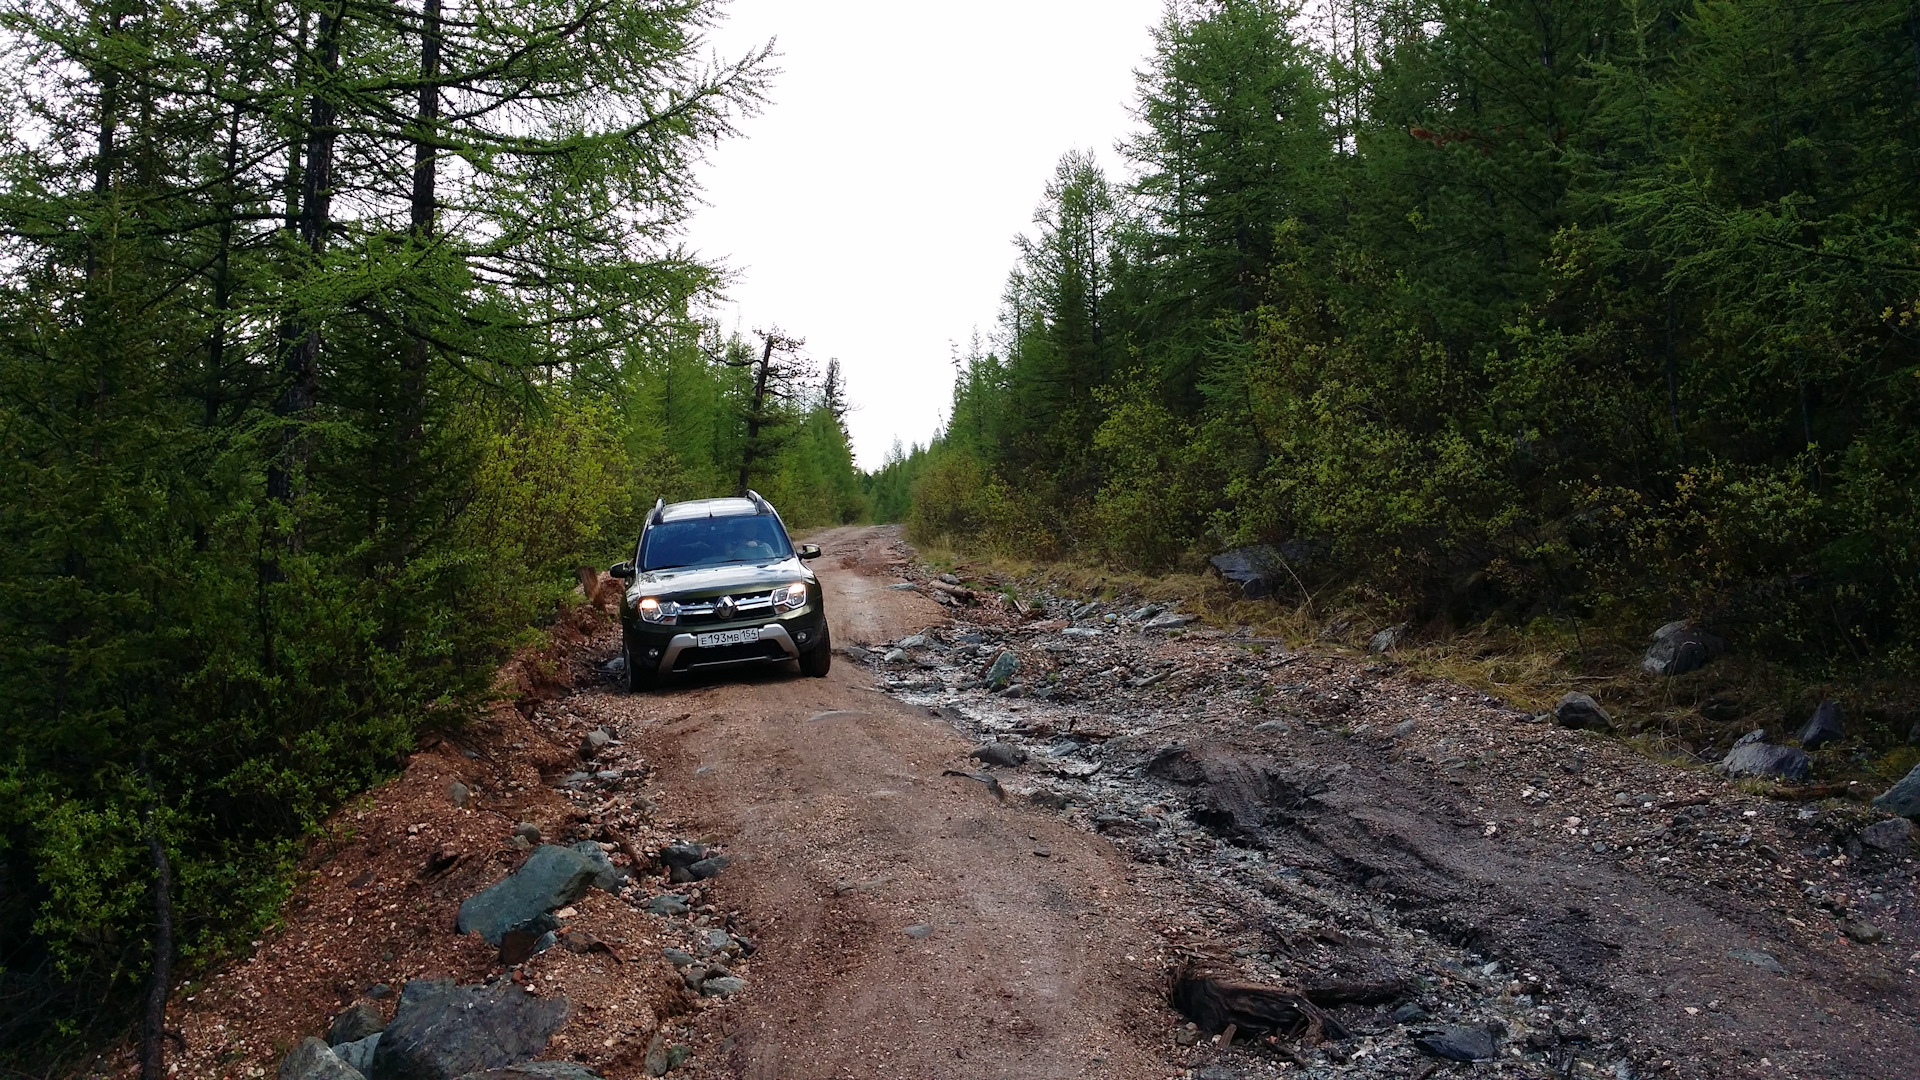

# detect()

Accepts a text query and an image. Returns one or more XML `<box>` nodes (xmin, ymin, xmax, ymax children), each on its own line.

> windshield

<box><xmin>641</xmin><ymin>514</ymin><xmax>792</xmax><ymax>571</ymax></box>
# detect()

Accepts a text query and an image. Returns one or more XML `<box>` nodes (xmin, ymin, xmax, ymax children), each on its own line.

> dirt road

<box><xmin>624</xmin><ymin>526</ymin><xmax>1172</xmax><ymax>1079</ymax></box>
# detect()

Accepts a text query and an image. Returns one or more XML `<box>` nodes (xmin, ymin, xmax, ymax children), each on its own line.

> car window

<box><xmin>641</xmin><ymin>515</ymin><xmax>792</xmax><ymax>571</ymax></box>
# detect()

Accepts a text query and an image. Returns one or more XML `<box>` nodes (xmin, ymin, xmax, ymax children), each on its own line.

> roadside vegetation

<box><xmin>883</xmin><ymin>0</ymin><xmax>1920</xmax><ymax>763</ymax></box>
<box><xmin>0</xmin><ymin>0</ymin><xmax>860</xmax><ymax>1069</ymax></box>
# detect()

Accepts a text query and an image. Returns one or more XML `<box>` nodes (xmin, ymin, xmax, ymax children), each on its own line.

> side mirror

<box><xmin>609</xmin><ymin>562</ymin><xmax>636</xmax><ymax>580</ymax></box>
<box><xmin>797</xmin><ymin>544</ymin><xmax>821</xmax><ymax>561</ymax></box>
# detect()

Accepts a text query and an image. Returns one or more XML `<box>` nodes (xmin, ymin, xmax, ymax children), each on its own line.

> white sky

<box><xmin>685</xmin><ymin>0</ymin><xmax>1166</xmax><ymax>470</ymax></box>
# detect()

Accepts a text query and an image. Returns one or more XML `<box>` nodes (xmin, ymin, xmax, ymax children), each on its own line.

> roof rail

<box><xmin>744</xmin><ymin>489</ymin><xmax>773</xmax><ymax>515</ymax></box>
<box><xmin>648</xmin><ymin>497</ymin><xmax>665</xmax><ymax>526</ymax></box>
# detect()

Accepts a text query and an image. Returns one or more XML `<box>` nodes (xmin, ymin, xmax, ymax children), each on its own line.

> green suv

<box><xmin>608</xmin><ymin>491</ymin><xmax>830</xmax><ymax>691</ymax></box>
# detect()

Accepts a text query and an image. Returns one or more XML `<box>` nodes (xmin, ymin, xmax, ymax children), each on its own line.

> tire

<box><xmin>624</xmin><ymin>639</ymin><xmax>657</xmax><ymax>693</ymax></box>
<box><xmin>798</xmin><ymin>624</ymin><xmax>832</xmax><ymax>678</ymax></box>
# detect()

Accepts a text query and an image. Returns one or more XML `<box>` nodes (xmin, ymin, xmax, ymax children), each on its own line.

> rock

<box><xmin>1070</xmin><ymin>601</ymin><xmax>1101</xmax><ymax>619</ymax></box>
<box><xmin>454</xmin><ymin>1065</ymin><xmax>600</xmax><ymax>1080</ymax></box>
<box><xmin>569</xmin><ymin>842</ymin><xmax>624</xmax><ymax>891</ymax></box>
<box><xmin>899</xmin><ymin>634</ymin><xmax>930</xmax><ymax>648</ymax></box>
<box><xmin>1127</xmin><ymin>604</ymin><xmax>1164</xmax><ymax>623</ymax></box>
<box><xmin>700</xmin><ymin>976</ymin><xmax>747</xmax><ymax>998</ymax></box>
<box><xmin>578</xmin><ymin>729</ymin><xmax>611</xmax><ymax>760</ymax></box>
<box><xmin>282</xmin><ymin>1038</ymin><xmax>367</xmax><ymax>1080</ymax></box>
<box><xmin>1727</xmin><ymin>948</ymin><xmax>1786</xmax><ymax>974</ymax></box>
<box><xmin>1872</xmin><ymin>764</ymin><xmax>1920</xmax><ymax>819</ymax></box>
<box><xmin>659</xmin><ymin>842</ymin><xmax>708</xmax><ymax>871</ymax></box>
<box><xmin>446</xmin><ymin>781</ymin><xmax>471</xmax><ymax>809</ymax></box>
<box><xmin>331</xmin><ymin>1003</ymin><xmax>385</xmax><ymax>1046</ymax></box>
<box><xmin>642</xmin><ymin>1035</ymin><xmax>673</xmax><ymax>1078</ymax></box>
<box><xmin>1413</xmin><ymin>1025</ymin><xmax>1498</xmax><ymax>1062</ymax></box>
<box><xmin>835</xmin><ymin>644</ymin><xmax>871</xmax><ymax>663</ymax></box>
<box><xmin>984</xmin><ymin>651</ymin><xmax>1020</xmax><ymax>690</ymax></box>
<box><xmin>367</xmin><ymin>979</ymin><xmax>568</xmax><ymax>1080</ymax></box>
<box><xmin>644</xmin><ymin>894</ymin><xmax>689</xmax><ymax>917</ymax></box>
<box><xmin>969</xmin><ymin>743</ymin><xmax>1028</xmax><ymax>768</ymax></box>
<box><xmin>901</xmin><ymin>924</ymin><xmax>934</xmax><ymax>939</ymax></box>
<box><xmin>1028</xmin><ymin>788</ymin><xmax>1072</xmax><ymax>809</ymax></box>
<box><xmin>1796</xmin><ymin>700</ymin><xmax>1844</xmax><ymax>749</ymax></box>
<box><xmin>882</xmin><ymin>648</ymin><xmax>907</xmax><ymax>663</ymax></box>
<box><xmin>1145</xmin><ymin>613</ymin><xmax>1196</xmax><ymax>630</ymax></box>
<box><xmin>511</xmin><ymin>823</ymin><xmax>541</xmax><ymax>844</ymax></box>
<box><xmin>938</xmin><ymin>573</ymin><xmax>960</xmax><ymax>585</ymax></box>
<box><xmin>335</xmin><ymin>1034</ymin><xmax>382</xmax><ymax>1074</ymax></box>
<box><xmin>1367</xmin><ymin>624</ymin><xmax>1407</xmax><ymax>654</ymax></box>
<box><xmin>682</xmin><ymin>855</ymin><xmax>731</xmax><ymax>882</ymax></box>
<box><xmin>455</xmin><ymin>845</ymin><xmax>599</xmax><ymax>945</ymax></box>
<box><xmin>1208</xmin><ymin>546</ymin><xmax>1287</xmax><ymax>600</ymax></box>
<box><xmin>662</xmin><ymin>947</ymin><xmax>697</xmax><ymax>966</ymax></box>
<box><xmin>885</xmin><ymin>582</ymin><xmax>917</xmax><ymax>591</ymax></box>
<box><xmin>1840</xmin><ymin>920</ymin><xmax>1886</xmax><ymax>945</ymax></box>
<box><xmin>1062</xmin><ymin>627</ymin><xmax>1102</xmax><ymax>638</ymax></box>
<box><xmin>1857</xmin><ymin>818</ymin><xmax>1912</xmax><ymax>855</ymax></box>
<box><xmin>697</xmin><ymin>928</ymin><xmax>734</xmax><ymax>956</ymax></box>
<box><xmin>1718</xmin><ymin>739</ymin><xmax>1811</xmax><ymax>782</ymax></box>
<box><xmin>1391</xmin><ymin>718</ymin><xmax>1418</xmax><ymax>738</ymax></box>
<box><xmin>1553</xmin><ymin>692</ymin><xmax>1612</xmax><ymax>731</ymax></box>
<box><xmin>1642</xmin><ymin>621</ymin><xmax>1725</xmax><ymax>677</ymax></box>
<box><xmin>1391</xmin><ymin>1003</ymin><xmax>1430</xmax><ymax>1024</ymax></box>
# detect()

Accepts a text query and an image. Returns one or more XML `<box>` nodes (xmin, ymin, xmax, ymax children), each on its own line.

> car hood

<box><xmin>630</xmin><ymin>558</ymin><xmax>812</xmax><ymax>600</ymax></box>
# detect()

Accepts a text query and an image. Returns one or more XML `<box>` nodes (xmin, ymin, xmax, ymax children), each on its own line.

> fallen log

<box><xmin>1169</xmin><ymin>970</ymin><xmax>1350</xmax><ymax>1042</ymax></box>
<box><xmin>927</xmin><ymin>580</ymin><xmax>977</xmax><ymax>602</ymax></box>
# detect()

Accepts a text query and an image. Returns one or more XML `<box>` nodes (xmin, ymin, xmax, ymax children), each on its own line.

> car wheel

<box><xmin>625</xmin><ymin>640</ymin><xmax>656</xmax><ymax>693</ymax></box>
<box><xmin>798</xmin><ymin>624</ymin><xmax>832</xmax><ymax>678</ymax></box>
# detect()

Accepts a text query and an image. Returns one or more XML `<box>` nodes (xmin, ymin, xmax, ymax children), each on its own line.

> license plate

<box><xmin>696</xmin><ymin>629</ymin><xmax>760</xmax><ymax>648</ymax></box>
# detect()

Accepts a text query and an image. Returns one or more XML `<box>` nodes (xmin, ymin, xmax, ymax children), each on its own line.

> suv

<box><xmin>608</xmin><ymin>491</ymin><xmax>830</xmax><ymax>691</ymax></box>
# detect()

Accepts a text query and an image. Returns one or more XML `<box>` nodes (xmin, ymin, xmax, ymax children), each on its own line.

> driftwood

<box><xmin>1301</xmin><ymin>978</ymin><xmax>1409</xmax><ymax>1006</ymax></box>
<box><xmin>927</xmin><ymin>580</ymin><xmax>977</xmax><ymax>602</ymax></box>
<box><xmin>1169</xmin><ymin>970</ymin><xmax>1351</xmax><ymax>1042</ymax></box>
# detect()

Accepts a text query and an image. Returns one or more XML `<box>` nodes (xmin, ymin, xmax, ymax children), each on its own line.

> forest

<box><xmin>0</xmin><ymin>0</ymin><xmax>861</xmax><ymax>1065</ymax></box>
<box><xmin>894</xmin><ymin>0</ymin><xmax>1919</xmax><ymax>690</ymax></box>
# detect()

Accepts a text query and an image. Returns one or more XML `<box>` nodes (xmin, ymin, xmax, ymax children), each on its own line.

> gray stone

<box><xmin>559</xmin><ymin>772</ymin><xmax>590</xmax><ymax>788</ymax></box>
<box><xmin>1414</xmin><ymin>1025</ymin><xmax>1498</xmax><ymax>1062</ymax></box>
<box><xmin>885</xmin><ymin>582</ymin><xmax>917</xmax><ymax>591</ymax></box>
<box><xmin>901</xmin><ymin>923</ymin><xmax>934</xmax><ymax>939</ymax></box>
<box><xmin>697</xmin><ymin>928</ymin><xmax>733</xmax><ymax>956</ymax></box>
<box><xmin>1127</xmin><ymin>605</ymin><xmax>1164</xmax><ymax>623</ymax></box>
<box><xmin>969</xmin><ymin>743</ymin><xmax>1028</xmax><ymax>768</ymax></box>
<box><xmin>1392</xmin><ymin>719</ymin><xmax>1418</xmax><ymax>738</ymax></box>
<box><xmin>1368</xmin><ymin>624</ymin><xmax>1407</xmax><ymax>654</ymax></box>
<box><xmin>1719</xmin><ymin>740</ymin><xmax>1811</xmax><ymax>782</ymax></box>
<box><xmin>1209</xmin><ymin>546</ymin><xmax>1290</xmax><ymax>600</ymax></box>
<box><xmin>1553</xmin><ymin>692</ymin><xmax>1613</xmax><ymax>731</ymax></box>
<box><xmin>282</xmin><ymin>1038</ymin><xmax>367</xmax><ymax>1080</ymax></box>
<box><xmin>511</xmin><ymin>823</ymin><xmax>541</xmax><ymax>844</ymax></box>
<box><xmin>659</xmin><ymin>842</ymin><xmax>708</xmax><ymax>872</ymax></box>
<box><xmin>331</xmin><ymin>1003</ymin><xmax>385</xmax><ymax>1046</ymax></box>
<box><xmin>335</xmin><ymin>1034</ymin><xmax>382</xmax><ymax>1074</ymax></box>
<box><xmin>1858</xmin><ymin>818</ymin><xmax>1912</xmax><ymax>855</ymax></box>
<box><xmin>569</xmin><ymin>842</ymin><xmax>624</xmax><ymax>891</ymax></box>
<box><xmin>1145</xmin><ymin>613</ymin><xmax>1196</xmax><ymax>630</ymax></box>
<box><xmin>662</xmin><ymin>947</ymin><xmax>697</xmax><ymax>966</ymax></box>
<box><xmin>700</xmin><ymin>976</ymin><xmax>747</xmax><ymax>998</ymax></box>
<box><xmin>882</xmin><ymin>648</ymin><xmax>908</xmax><ymax>663</ymax></box>
<box><xmin>1391</xmin><ymin>1003</ymin><xmax>1430</xmax><ymax>1024</ymax></box>
<box><xmin>453</xmin><ymin>1065</ymin><xmax>601</xmax><ymax>1080</ymax></box>
<box><xmin>1062</xmin><ymin>627</ymin><xmax>1102</xmax><ymax>638</ymax></box>
<box><xmin>1796</xmin><ymin>700</ymin><xmax>1844</xmax><ymax>749</ymax></box>
<box><xmin>367</xmin><ymin>979</ymin><xmax>568</xmax><ymax>1080</ymax></box>
<box><xmin>579</xmin><ymin>729</ymin><xmax>611</xmax><ymax>760</ymax></box>
<box><xmin>938</xmin><ymin>573</ymin><xmax>961</xmax><ymax>586</ymax></box>
<box><xmin>456</xmin><ymin>845</ymin><xmax>599</xmax><ymax>945</ymax></box>
<box><xmin>899</xmin><ymin>634</ymin><xmax>930</xmax><ymax>648</ymax></box>
<box><xmin>681</xmin><ymin>855</ymin><xmax>731</xmax><ymax>882</ymax></box>
<box><xmin>446</xmin><ymin>782</ymin><xmax>471</xmax><ymax>809</ymax></box>
<box><xmin>1727</xmin><ymin>948</ymin><xmax>1786</xmax><ymax>974</ymax></box>
<box><xmin>985</xmin><ymin>651</ymin><xmax>1020</xmax><ymax>689</ymax></box>
<box><xmin>644</xmin><ymin>894</ymin><xmax>689</xmax><ymax>917</ymax></box>
<box><xmin>1872</xmin><ymin>764</ymin><xmax>1920</xmax><ymax>820</ymax></box>
<box><xmin>1070</xmin><ymin>601</ymin><xmax>1101</xmax><ymax>619</ymax></box>
<box><xmin>1840</xmin><ymin>920</ymin><xmax>1886</xmax><ymax>944</ymax></box>
<box><xmin>1642</xmin><ymin>622</ymin><xmax>1725</xmax><ymax>677</ymax></box>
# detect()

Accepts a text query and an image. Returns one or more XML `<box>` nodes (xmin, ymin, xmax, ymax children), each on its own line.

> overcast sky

<box><xmin>685</xmin><ymin>0</ymin><xmax>1166</xmax><ymax>469</ymax></box>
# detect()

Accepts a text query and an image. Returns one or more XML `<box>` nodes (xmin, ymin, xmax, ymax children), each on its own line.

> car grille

<box><xmin>674</xmin><ymin>590</ymin><xmax>776</xmax><ymax>626</ymax></box>
<box><xmin>676</xmin><ymin>640</ymin><xmax>787</xmax><ymax>670</ymax></box>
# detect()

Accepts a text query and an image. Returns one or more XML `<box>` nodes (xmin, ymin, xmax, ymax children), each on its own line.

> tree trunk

<box><xmin>737</xmin><ymin>335</ymin><xmax>775</xmax><ymax>496</ymax></box>
<box><xmin>138</xmin><ymin>760</ymin><xmax>174</xmax><ymax>1080</ymax></box>
<box><xmin>392</xmin><ymin>0</ymin><xmax>442</xmax><ymax>561</ymax></box>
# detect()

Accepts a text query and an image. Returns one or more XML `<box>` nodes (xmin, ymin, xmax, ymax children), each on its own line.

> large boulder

<box><xmin>1718</xmin><ymin>730</ymin><xmax>1811</xmax><ymax>782</ymax></box>
<box><xmin>1873</xmin><ymin>764</ymin><xmax>1920</xmax><ymax>820</ymax></box>
<box><xmin>454</xmin><ymin>1066</ymin><xmax>600</xmax><ymax>1080</ymax></box>
<box><xmin>456</xmin><ymin>845</ymin><xmax>599</xmax><ymax>944</ymax></box>
<box><xmin>569</xmin><ymin>841</ymin><xmax>624</xmax><ymax>892</ymax></box>
<box><xmin>281</xmin><ymin>1038</ymin><xmax>367</xmax><ymax>1080</ymax></box>
<box><xmin>984</xmin><ymin>651</ymin><xmax>1020</xmax><ymax>690</ymax></box>
<box><xmin>336</xmin><ymin>1035</ymin><xmax>382</xmax><ymax>1074</ymax></box>
<box><xmin>1553</xmin><ymin>692</ymin><xmax>1612</xmax><ymax>731</ymax></box>
<box><xmin>1796</xmin><ymin>700</ymin><xmax>1844</xmax><ymax>749</ymax></box>
<box><xmin>1209</xmin><ymin>546</ymin><xmax>1285</xmax><ymax>600</ymax></box>
<box><xmin>367</xmin><ymin>979</ymin><xmax>568</xmax><ymax>1080</ymax></box>
<box><xmin>1642</xmin><ymin>621</ymin><xmax>1725</xmax><ymax>677</ymax></box>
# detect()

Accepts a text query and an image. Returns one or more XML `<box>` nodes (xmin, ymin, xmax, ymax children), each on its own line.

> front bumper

<box><xmin>626</xmin><ymin>612</ymin><xmax>826</xmax><ymax>676</ymax></box>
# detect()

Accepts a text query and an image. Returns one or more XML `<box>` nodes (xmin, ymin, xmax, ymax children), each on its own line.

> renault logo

<box><xmin>715</xmin><ymin>596</ymin><xmax>736</xmax><ymax>621</ymax></box>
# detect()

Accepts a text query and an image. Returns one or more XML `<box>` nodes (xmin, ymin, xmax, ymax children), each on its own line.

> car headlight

<box><xmin>637</xmin><ymin>597</ymin><xmax>679</xmax><ymax>624</ymax></box>
<box><xmin>773</xmin><ymin>582</ymin><xmax>809</xmax><ymax>613</ymax></box>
